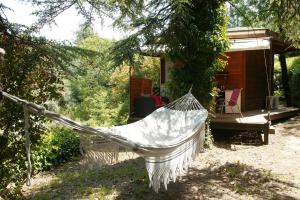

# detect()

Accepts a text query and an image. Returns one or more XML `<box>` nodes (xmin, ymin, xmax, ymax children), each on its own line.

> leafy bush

<box><xmin>0</xmin><ymin>127</ymin><xmax>80</xmax><ymax>199</ymax></box>
<box><xmin>289</xmin><ymin>57</ymin><xmax>300</xmax><ymax>107</ymax></box>
<box><xmin>49</xmin><ymin>128</ymin><xmax>81</xmax><ymax>164</ymax></box>
<box><xmin>0</xmin><ymin>18</ymin><xmax>81</xmax><ymax>198</ymax></box>
<box><xmin>291</xmin><ymin>72</ymin><xmax>300</xmax><ymax>107</ymax></box>
<box><xmin>32</xmin><ymin>127</ymin><xmax>81</xmax><ymax>172</ymax></box>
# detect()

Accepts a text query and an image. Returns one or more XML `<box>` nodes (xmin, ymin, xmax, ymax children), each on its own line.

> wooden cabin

<box><xmin>129</xmin><ymin>28</ymin><xmax>300</xmax><ymax>143</ymax></box>
<box><xmin>131</xmin><ymin>28</ymin><xmax>296</xmax><ymax>113</ymax></box>
<box><xmin>129</xmin><ymin>77</ymin><xmax>153</xmax><ymax>114</ymax></box>
<box><xmin>160</xmin><ymin>28</ymin><xmax>295</xmax><ymax>112</ymax></box>
<box><xmin>215</xmin><ymin>46</ymin><xmax>273</xmax><ymax>112</ymax></box>
<box><xmin>158</xmin><ymin>28</ymin><xmax>300</xmax><ymax>144</ymax></box>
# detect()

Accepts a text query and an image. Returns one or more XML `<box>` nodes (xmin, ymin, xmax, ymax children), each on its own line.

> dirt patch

<box><xmin>22</xmin><ymin>115</ymin><xmax>300</xmax><ymax>199</ymax></box>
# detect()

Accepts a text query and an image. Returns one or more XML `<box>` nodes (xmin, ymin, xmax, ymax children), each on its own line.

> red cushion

<box><xmin>151</xmin><ymin>95</ymin><xmax>162</xmax><ymax>106</ymax></box>
<box><xmin>228</xmin><ymin>89</ymin><xmax>240</xmax><ymax>106</ymax></box>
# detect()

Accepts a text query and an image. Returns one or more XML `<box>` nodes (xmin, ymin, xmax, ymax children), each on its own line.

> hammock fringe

<box><xmin>146</xmin><ymin>125</ymin><xmax>205</xmax><ymax>192</ymax></box>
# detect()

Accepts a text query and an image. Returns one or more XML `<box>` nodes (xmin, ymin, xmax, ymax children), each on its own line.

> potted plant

<box><xmin>272</xmin><ymin>90</ymin><xmax>281</xmax><ymax>109</ymax></box>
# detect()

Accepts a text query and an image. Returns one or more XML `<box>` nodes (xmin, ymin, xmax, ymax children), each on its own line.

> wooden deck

<box><xmin>211</xmin><ymin>107</ymin><xmax>300</xmax><ymax>144</ymax></box>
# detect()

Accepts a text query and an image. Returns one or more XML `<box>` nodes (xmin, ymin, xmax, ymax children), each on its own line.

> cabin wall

<box><xmin>160</xmin><ymin>57</ymin><xmax>173</xmax><ymax>96</ymax></box>
<box><xmin>223</xmin><ymin>51</ymin><xmax>246</xmax><ymax>111</ymax></box>
<box><xmin>130</xmin><ymin>77</ymin><xmax>152</xmax><ymax>114</ymax></box>
<box><xmin>160</xmin><ymin>50</ymin><xmax>274</xmax><ymax>112</ymax></box>
<box><xmin>245</xmin><ymin>50</ymin><xmax>272</xmax><ymax>110</ymax></box>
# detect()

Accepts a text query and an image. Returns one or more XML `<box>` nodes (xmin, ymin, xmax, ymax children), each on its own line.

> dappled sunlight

<box><xmin>26</xmin><ymin>159</ymin><xmax>299</xmax><ymax>200</ymax></box>
<box><xmin>167</xmin><ymin>162</ymin><xmax>299</xmax><ymax>200</ymax></box>
<box><xmin>235</xmin><ymin>115</ymin><xmax>266</xmax><ymax>124</ymax></box>
<box><xmin>24</xmin><ymin>115</ymin><xmax>300</xmax><ymax>199</ymax></box>
<box><xmin>101</xmin><ymin>108</ymin><xmax>207</xmax><ymax>147</ymax></box>
<box><xmin>26</xmin><ymin>158</ymin><xmax>151</xmax><ymax>199</ymax></box>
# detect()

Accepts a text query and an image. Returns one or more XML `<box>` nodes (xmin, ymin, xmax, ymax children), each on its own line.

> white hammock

<box><xmin>1</xmin><ymin>90</ymin><xmax>208</xmax><ymax>192</ymax></box>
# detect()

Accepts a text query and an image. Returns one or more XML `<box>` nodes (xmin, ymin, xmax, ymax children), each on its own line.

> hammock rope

<box><xmin>0</xmin><ymin>89</ymin><xmax>208</xmax><ymax>192</ymax></box>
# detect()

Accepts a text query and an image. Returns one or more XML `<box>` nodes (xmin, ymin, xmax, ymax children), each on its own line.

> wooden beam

<box><xmin>210</xmin><ymin>121</ymin><xmax>269</xmax><ymax>131</ymax></box>
<box><xmin>268</xmin><ymin>108</ymin><xmax>300</xmax><ymax>121</ymax></box>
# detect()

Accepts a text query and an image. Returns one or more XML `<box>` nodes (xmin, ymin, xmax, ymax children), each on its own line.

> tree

<box><xmin>1</xmin><ymin>0</ymin><xmax>229</xmax><ymax>195</ymax></box>
<box><xmin>64</xmin><ymin>26</ymin><xmax>121</xmax><ymax>126</ymax></box>
<box><xmin>0</xmin><ymin>4</ymin><xmax>90</xmax><ymax>198</ymax></box>
<box><xmin>25</xmin><ymin>0</ymin><xmax>228</xmax><ymax>107</ymax></box>
<box><xmin>65</xmin><ymin>24</ymin><xmax>161</xmax><ymax>126</ymax></box>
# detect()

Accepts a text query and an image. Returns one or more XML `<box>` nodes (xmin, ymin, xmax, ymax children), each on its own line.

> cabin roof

<box><xmin>227</xmin><ymin>27</ymin><xmax>295</xmax><ymax>53</ymax></box>
<box><xmin>227</xmin><ymin>27</ymin><xmax>279</xmax><ymax>39</ymax></box>
<box><xmin>142</xmin><ymin>27</ymin><xmax>296</xmax><ymax>56</ymax></box>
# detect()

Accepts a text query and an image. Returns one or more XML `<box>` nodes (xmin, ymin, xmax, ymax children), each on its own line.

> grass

<box><xmin>27</xmin><ymin>158</ymin><xmax>150</xmax><ymax>199</ymax></box>
<box><xmin>25</xmin><ymin>158</ymin><xmax>298</xmax><ymax>200</ymax></box>
<box><xmin>216</xmin><ymin>162</ymin><xmax>273</xmax><ymax>195</ymax></box>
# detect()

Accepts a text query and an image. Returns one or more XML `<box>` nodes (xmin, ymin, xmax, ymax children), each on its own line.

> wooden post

<box><xmin>263</xmin><ymin>128</ymin><xmax>269</xmax><ymax>145</ymax></box>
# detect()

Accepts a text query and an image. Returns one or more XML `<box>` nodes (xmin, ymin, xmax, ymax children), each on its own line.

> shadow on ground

<box><xmin>212</xmin><ymin>130</ymin><xmax>264</xmax><ymax>150</ymax></box>
<box><xmin>28</xmin><ymin>157</ymin><xmax>299</xmax><ymax>200</ymax></box>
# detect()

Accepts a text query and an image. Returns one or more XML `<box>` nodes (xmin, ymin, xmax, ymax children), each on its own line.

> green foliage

<box><xmin>204</xmin><ymin>119</ymin><xmax>214</xmax><ymax>148</ymax></box>
<box><xmin>64</xmin><ymin>26</ymin><xmax>160</xmax><ymax>126</ymax></box>
<box><xmin>0</xmin><ymin>33</ymin><xmax>62</xmax><ymax>197</ymax></box>
<box><xmin>274</xmin><ymin>56</ymin><xmax>300</xmax><ymax>106</ymax></box>
<box><xmin>289</xmin><ymin>57</ymin><xmax>300</xmax><ymax>107</ymax></box>
<box><xmin>32</xmin><ymin>127</ymin><xmax>81</xmax><ymax>172</ymax></box>
<box><xmin>0</xmin><ymin>6</ymin><xmax>90</xmax><ymax>196</ymax></box>
<box><xmin>0</xmin><ymin>126</ymin><xmax>80</xmax><ymax>199</ymax></box>
<box><xmin>133</xmin><ymin>56</ymin><xmax>160</xmax><ymax>88</ymax></box>
<box><xmin>63</xmin><ymin>29</ymin><xmax>131</xmax><ymax>126</ymax></box>
<box><xmin>273</xmin><ymin>90</ymin><xmax>282</xmax><ymax>97</ymax></box>
<box><xmin>107</xmin><ymin>1</ymin><xmax>229</xmax><ymax>110</ymax></box>
<box><xmin>166</xmin><ymin>1</ymin><xmax>229</xmax><ymax>109</ymax></box>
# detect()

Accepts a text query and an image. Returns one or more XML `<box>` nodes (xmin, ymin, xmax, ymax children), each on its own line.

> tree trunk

<box><xmin>279</xmin><ymin>53</ymin><xmax>292</xmax><ymax>106</ymax></box>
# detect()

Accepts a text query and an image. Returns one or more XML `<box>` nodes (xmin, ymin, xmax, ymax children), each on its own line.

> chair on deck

<box><xmin>220</xmin><ymin>88</ymin><xmax>243</xmax><ymax>118</ymax></box>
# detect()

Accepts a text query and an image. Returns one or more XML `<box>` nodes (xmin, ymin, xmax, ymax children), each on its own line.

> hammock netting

<box><xmin>0</xmin><ymin>90</ymin><xmax>208</xmax><ymax>192</ymax></box>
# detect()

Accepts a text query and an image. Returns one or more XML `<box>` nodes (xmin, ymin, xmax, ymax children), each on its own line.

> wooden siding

<box><xmin>130</xmin><ymin>77</ymin><xmax>152</xmax><ymax>114</ymax></box>
<box><xmin>225</xmin><ymin>52</ymin><xmax>246</xmax><ymax>89</ymax></box>
<box><xmin>245</xmin><ymin>50</ymin><xmax>272</xmax><ymax>110</ymax></box>
<box><xmin>222</xmin><ymin>51</ymin><xmax>246</xmax><ymax>111</ymax></box>
<box><xmin>161</xmin><ymin>49</ymin><xmax>274</xmax><ymax>112</ymax></box>
<box><xmin>216</xmin><ymin>50</ymin><xmax>273</xmax><ymax>111</ymax></box>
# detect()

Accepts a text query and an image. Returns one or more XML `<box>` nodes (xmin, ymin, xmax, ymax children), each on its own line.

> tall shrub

<box><xmin>290</xmin><ymin>57</ymin><xmax>300</xmax><ymax>107</ymax></box>
<box><xmin>166</xmin><ymin>1</ymin><xmax>229</xmax><ymax>109</ymax></box>
<box><xmin>32</xmin><ymin>127</ymin><xmax>80</xmax><ymax>172</ymax></box>
<box><xmin>0</xmin><ymin>28</ymin><xmax>82</xmax><ymax>198</ymax></box>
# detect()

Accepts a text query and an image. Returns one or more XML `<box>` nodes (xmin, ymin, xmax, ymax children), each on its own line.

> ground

<box><xmin>22</xmin><ymin>115</ymin><xmax>300</xmax><ymax>200</ymax></box>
